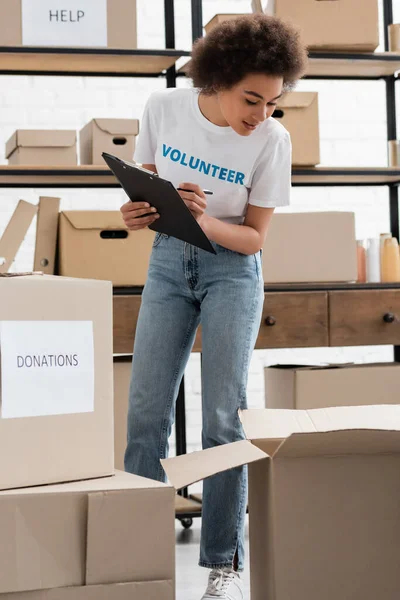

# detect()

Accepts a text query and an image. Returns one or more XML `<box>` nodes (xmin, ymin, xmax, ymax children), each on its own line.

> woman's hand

<box><xmin>177</xmin><ymin>182</ymin><xmax>208</xmax><ymax>225</ymax></box>
<box><xmin>120</xmin><ymin>201</ymin><xmax>159</xmax><ymax>231</ymax></box>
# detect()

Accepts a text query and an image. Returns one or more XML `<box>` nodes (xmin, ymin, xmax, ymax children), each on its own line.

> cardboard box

<box><xmin>113</xmin><ymin>357</ymin><xmax>132</xmax><ymax>470</ymax></box>
<box><xmin>0</xmin><ymin>470</ymin><xmax>175</xmax><ymax>594</ymax></box>
<box><xmin>265</xmin><ymin>363</ymin><xmax>400</xmax><ymax>409</ymax></box>
<box><xmin>0</xmin><ymin>1</ymin><xmax>137</xmax><ymax>49</ymax></box>
<box><xmin>262</xmin><ymin>212</ymin><xmax>357</xmax><ymax>283</ymax></box>
<box><xmin>263</xmin><ymin>0</ymin><xmax>379</xmax><ymax>51</ymax></box>
<box><xmin>0</xmin><ymin>200</ymin><xmax>37</xmax><ymax>273</ymax></box>
<box><xmin>80</xmin><ymin>119</ymin><xmax>139</xmax><ymax>165</ymax></box>
<box><xmin>0</xmin><ymin>274</ymin><xmax>114</xmax><ymax>490</ymax></box>
<box><xmin>204</xmin><ymin>14</ymin><xmax>246</xmax><ymax>34</ymax></box>
<box><xmin>1</xmin><ymin>581</ymin><xmax>174</xmax><ymax>600</ymax></box>
<box><xmin>34</xmin><ymin>196</ymin><xmax>61</xmax><ymax>274</ymax></box>
<box><xmin>274</xmin><ymin>92</ymin><xmax>320</xmax><ymax>166</ymax></box>
<box><xmin>163</xmin><ymin>405</ymin><xmax>400</xmax><ymax>600</ymax></box>
<box><xmin>6</xmin><ymin>130</ymin><xmax>77</xmax><ymax>166</ymax></box>
<box><xmin>58</xmin><ymin>211</ymin><xmax>155</xmax><ymax>286</ymax></box>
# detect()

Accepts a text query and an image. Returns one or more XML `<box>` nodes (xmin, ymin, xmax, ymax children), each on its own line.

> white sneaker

<box><xmin>201</xmin><ymin>568</ymin><xmax>244</xmax><ymax>599</ymax></box>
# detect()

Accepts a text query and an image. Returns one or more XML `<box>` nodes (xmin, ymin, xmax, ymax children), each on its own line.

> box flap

<box><xmin>161</xmin><ymin>440</ymin><xmax>268</xmax><ymax>490</ymax></box>
<box><xmin>94</xmin><ymin>119</ymin><xmax>140</xmax><ymax>136</ymax></box>
<box><xmin>268</xmin><ymin>363</ymin><xmax>356</xmax><ymax>372</ymax></box>
<box><xmin>0</xmin><ymin>200</ymin><xmax>38</xmax><ymax>273</ymax></box>
<box><xmin>277</xmin><ymin>92</ymin><xmax>317</xmax><ymax>109</ymax></box>
<box><xmin>240</xmin><ymin>405</ymin><xmax>400</xmax><ymax>441</ymax></box>
<box><xmin>0</xmin><ymin>471</ymin><xmax>170</xmax><ymax>497</ymax></box>
<box><xmin>239</xmin><ymin>408</ymin><xmax>316</xmax><ymax>440</ymax></box>
<box><xmin>269</xmin><ymin>362</ymin><xmax>400</xmax><ymax>372</ymax></box>
<box><xmin>61</xmin><ymin>211</ymin><xmax>127</xmax><ymax>231</ymax></box>
<box><xmin>7</xmin><ymin>130</ymin><xmax>76</xmax><ymax>155</ymax></box>
<box><xmin>275</xmin><ymin>428</ymin><xmax>400</xmax><ymax>459</ymax></box>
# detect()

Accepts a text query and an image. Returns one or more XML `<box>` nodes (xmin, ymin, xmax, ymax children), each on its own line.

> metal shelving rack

<box><xmin>0</xmin><ymin>0</ymin><xmax>200</xmax><ymax>524</ymax></box>
<box><xmin>1</xmin><ymin>0</ymin><xmax>399</xmax><ymax>526</ymax></box>
<box><xmin>169</xmin><ymin>0</ymin><xmax>400</xmax><ymax>524</ymax></box>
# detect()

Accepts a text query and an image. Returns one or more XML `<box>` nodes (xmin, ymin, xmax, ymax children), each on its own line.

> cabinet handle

<box><xmin>265</xmin><ymin>316</ymin><xmax>276</xmax><ymax>327</ymax></box>
<box><xmin>383</xmin><ymin>312</ymin><xmax>397</xmax><ymax>324</ymax></box>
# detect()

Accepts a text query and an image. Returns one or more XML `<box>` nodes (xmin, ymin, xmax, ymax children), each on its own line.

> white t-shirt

<box><xmin>134</xmin><ymin>87</ymin><xmax>291</xmax><ymax>224</ymax></box>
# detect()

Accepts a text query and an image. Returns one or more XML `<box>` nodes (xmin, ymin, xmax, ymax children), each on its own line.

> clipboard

<box><xmin>102</xmin><ymin>152</ymin><xmax>216</xmax><ymax>254</ymax></box>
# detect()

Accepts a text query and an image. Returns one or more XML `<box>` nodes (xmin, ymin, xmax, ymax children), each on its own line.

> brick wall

<box><xmin>0</xmin><ymin>1</ymin><xmax>396</xmax><ymax>465</ymax></box>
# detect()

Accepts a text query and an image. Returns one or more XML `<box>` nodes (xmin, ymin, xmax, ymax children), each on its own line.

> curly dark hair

<box><xmin>188</xmin><ymin>14</ymin><xmax>308</xmax><ymax>94</ymax></box>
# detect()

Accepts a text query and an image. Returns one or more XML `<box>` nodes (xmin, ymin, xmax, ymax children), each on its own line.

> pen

<box><xmin>177</xmin><ymin>187</ymin><xmax>213</xmax><ymax>195</ymax></box>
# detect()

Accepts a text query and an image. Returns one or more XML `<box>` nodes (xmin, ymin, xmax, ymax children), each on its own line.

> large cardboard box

<box><xmin>265</xmin><ymin>363</ymin><xmax>400</xmax><ymax>409</ymax></box>
<box><xmin>1</xmin><ymin>581</ymin><xmax>174</xmax><ymax>600</ymax></box>
<box><xmin>262</xmin><ymin>212</ymin><xmax>357</xmax><ymax>283</ymax></box>
<box><xmin>113</xmin><ymin>356</ymin><xmax>132</xmax><ymax>470</ymax></box>
<box><xmin>6</xmin><ymin>130</ymin><xmax>77</xmax><ymax>166</ymax></box>
<box><xmin>274</xmin><ymin>92</ymin><xmax>320</xmax><ymax>166</ymax></box>
<box><xmin>0</xmin><ymin>470</ymin><xmax>175</xmax><ymax>594</ymax></box>
<box><xmin>0</xmin><ymin>274</ymin><xmax>114</xmax><ymax>490</ymax></box>
<box><xmin>34</xmin><ymin>197</ymin><xmax>61</xmax><ymax>274</ymax></box>
<box><xmin>263</xmin><ymin>0</ymin><xmax>379</xmax><ymax>51</ymax></box>
<box><xmin>163</xmin><ymin>405</ymin><xmax>400</xmax><ymax>600</ymax></box>
<box><xmin>0</xmin><ymin>0</ymin><xmax>137</xmax><ymax>49</ymax></box>
<box><xmin>58</xmin><ymin>211</ymin><xmax>155</xmax><ymax>286</ymax></box>
<box><xmin>80</xmin><ymin>119</ymin><xmax>139</xmax><ymax>165</ymax></box>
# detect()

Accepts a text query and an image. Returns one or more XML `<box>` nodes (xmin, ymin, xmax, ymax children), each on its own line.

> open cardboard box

<box><xmin>163</xmin><ymin>405</ymin><xmax>400</xmax><ymax>600</ymax></box>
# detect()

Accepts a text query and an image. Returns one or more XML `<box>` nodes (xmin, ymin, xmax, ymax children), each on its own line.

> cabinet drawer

<box><xmin>330</xmin><ymin>290</ymin><xmax>400</xmax><ymax>346</ymax></box>
<box><xmin>113</xmin><ymin>295</ymin><xmax>141</xmax><ymax>354</ymax></box>
<box><xmin>256</xmin><ymin>292</ymin><xmax>329</xmax><ymax>349</ymax></box>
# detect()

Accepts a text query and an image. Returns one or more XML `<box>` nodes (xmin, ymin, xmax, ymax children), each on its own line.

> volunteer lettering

<box><xmin>49</xmin><ymin>10</ymin><xmax>85</xmax><ymax>22</ymax></box>
<box><xmin>17</xmin><ymin>354</ymin><xmax>79</xmax><ymax>368</ymax></box>
<box><xmin>162</xmin><ymin>144</ymin><xmax>246</xmax><ymax>185</ymax></box>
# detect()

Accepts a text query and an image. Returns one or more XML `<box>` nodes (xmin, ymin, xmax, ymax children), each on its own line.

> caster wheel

<box><xmin>181</xmin><ymin>518</ymin><xmax>193</xmax><ymax>529</ymax></box>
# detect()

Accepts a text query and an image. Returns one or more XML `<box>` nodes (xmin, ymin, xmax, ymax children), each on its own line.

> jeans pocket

<box><xmin>152</xmin><ymin>232</ymin><xmax>162</xmax><ymax>248</ymax></box>
<box><xmin>253</xmin><ymin>250</ymin><xmax>263</xmax><ymax>281</ymax></box>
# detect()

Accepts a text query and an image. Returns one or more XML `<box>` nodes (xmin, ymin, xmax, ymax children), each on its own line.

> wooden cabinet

<box><xmin>113</xmin><ymin>295</ymin><xmax>141</xmax><ymax>354</ymax></box>
<box><xmin>257</xmin><ymin>292</ymin><xmax>329</xmax><ymax>349</ymax></box>
<box><xmin>113</xmin><ymin>290</ymin><xmax>329</xmax><ymax>353</ymax></box>
<box><xmin>329</xmin><ymin>289</ymin><xmax>400</xmax><ymax>346</ymax></box>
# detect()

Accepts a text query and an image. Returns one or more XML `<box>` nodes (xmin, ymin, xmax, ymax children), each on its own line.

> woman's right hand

<box><xmin>120</xmin><ymin>201</ymin><xmax>160</xmax><ymax>231</ymax></box>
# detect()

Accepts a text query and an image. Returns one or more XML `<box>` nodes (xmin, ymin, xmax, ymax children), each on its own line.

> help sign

<box><xmin>21</xmin><ymin>0</ymin><xmax>108</xmax><ymax>47</ymax></box>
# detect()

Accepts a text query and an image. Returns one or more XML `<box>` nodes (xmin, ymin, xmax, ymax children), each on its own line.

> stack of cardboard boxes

<box><xmin>5</xmin><ymin>118</ymin><xmax>140</xmax><ymax>167</ymax></box>
<box><xmin>0</xmin><ymin>274</ymin><xmax>175</xmax><ymax>600</ymax></box>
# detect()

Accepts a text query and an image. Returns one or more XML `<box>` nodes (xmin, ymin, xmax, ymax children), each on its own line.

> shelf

<box><xmin>175</xmin><ymin>494</ymin><xmax>202</xmax><ymax>516</ymax></box>
<box><xmin>113</xmin><ymin>283</ymin><xmax>400</xmax><ymax>297</ymax></box>
<box><xmin>307</xmin><ymin>52</ymin><xmax>400</xmax><ymax>79</ymax></box>
<box><xmin>0</xmin><ymin>47</ymin><xmax>190</xmax><ymax>77</ymax></box>
<box><xmin>0</xmin><ymin>165</ymin><xmax>117</xmax><ymax>187</ymax></box>
<box><xmin>292</xmin><ymin>167</ymin><xmax>400</xmax><ymax>186</ymax></box>
<box><xmin>1</xmin><ymin>165</ymin><xmax>400</xmax><ymax>188</ymax></box>
<box><xmin>179</xmin><ymin>52</ymin><xmax>400</xmax><ymax>80</ymax></box>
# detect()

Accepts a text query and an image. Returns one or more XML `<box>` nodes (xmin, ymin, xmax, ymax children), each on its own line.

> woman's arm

<box><xmin>177</xmin><ymin>182</ymin><xmax>274</xmax><ymax>255</ymax></box>
<box><xmin>202</xmin><ymin>205</ymin><xmax>275</xmax><ymax>255</ymax></box>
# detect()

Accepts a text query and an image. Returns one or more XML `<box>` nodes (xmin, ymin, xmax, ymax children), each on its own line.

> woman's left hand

<box><xmin>177</xmin><ymin>182</ymin><xmax>208</xmax><ymax>226</ymax></box>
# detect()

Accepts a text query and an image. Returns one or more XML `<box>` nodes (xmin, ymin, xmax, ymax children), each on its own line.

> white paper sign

<box><xmin>21</xmin><ymin>0</ymin><xmax>108</xmax><ymax>47</ymax></box>
<box><xmin>0</xmin><ymin>321</ymin><xmax>94</xmax><ymax>419</ymax></box>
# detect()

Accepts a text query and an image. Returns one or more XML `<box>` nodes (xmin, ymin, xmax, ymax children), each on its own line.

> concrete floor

<box><xmin>175</xmin><ymin>517</ymin><xmax>251</xmax><ymax>600</ymax></box>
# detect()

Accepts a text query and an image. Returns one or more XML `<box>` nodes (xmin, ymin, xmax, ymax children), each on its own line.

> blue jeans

<box><xmin>124</xmin><ymin>233</ymin><xmax>264</xmax><ymax>571</ymax></box>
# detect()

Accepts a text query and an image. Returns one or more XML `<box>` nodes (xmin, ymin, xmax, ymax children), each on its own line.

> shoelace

<box><xmin>206</xmin><ymin>569</ymin><xmax>236</xmax><ymax>596</ymax></box>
